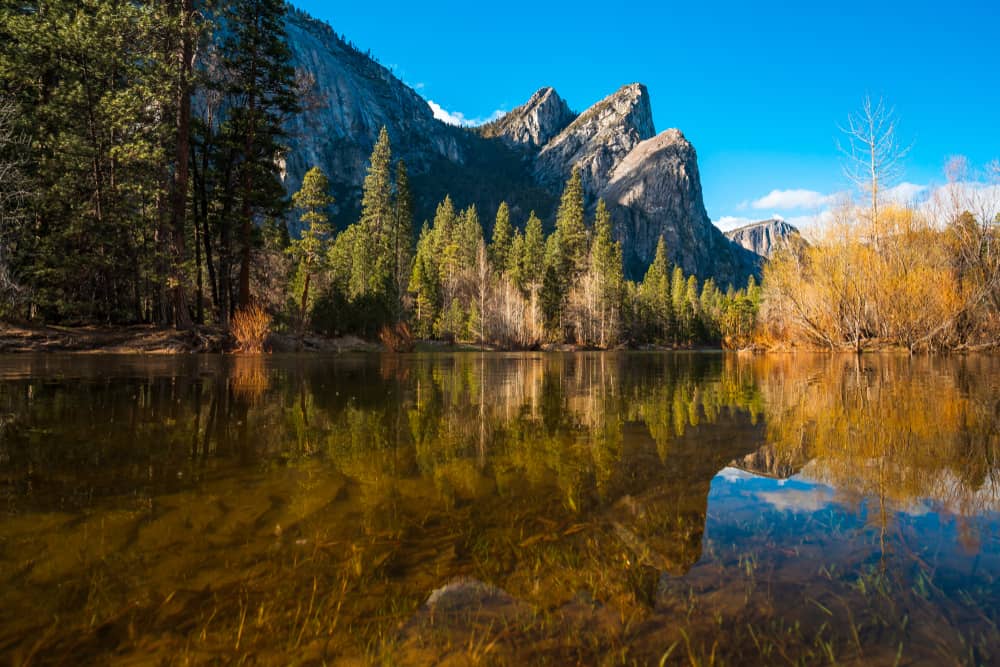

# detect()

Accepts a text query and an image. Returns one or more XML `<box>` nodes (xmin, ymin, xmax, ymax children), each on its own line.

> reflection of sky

<box><xmin>676</xmin><ymin>465</ymin><xmax>1000</xmax><ymax>643</ymax></box>
<box><xmin>705</xmin><ymin>465</ymin><xmax>1000</xmax><ymax>565</ymax></box>
<box><xmin>714</xmin><ymin>464</ymin><xmax>1000</xmax><ymax>519</ymax></box>
<box><xmin>712</xmin><ymin>466</ymin><xmax>839</xmax><ymax>514</ymax></box>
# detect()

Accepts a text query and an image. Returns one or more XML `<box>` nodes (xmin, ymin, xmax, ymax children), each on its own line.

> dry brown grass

<box><xmin>379</xmin><ymin>322</ymin><xmax>414</xmax><ymax>352</ymax></box>
<box><xmin>231</xmin><ymin>303</ymin><xmax>271</xmax><ymax>353</ymax></box>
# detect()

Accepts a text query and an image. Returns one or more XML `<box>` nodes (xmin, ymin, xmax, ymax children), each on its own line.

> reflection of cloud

<box><xmin>716</xmin><ymin>466</ymin><xmax>757</xmax><ymax>482</ymax></box>
<box><xmin>757</xmin><ymin>487</ymin><xmax>835</xmax><ymax>513</ymax></box>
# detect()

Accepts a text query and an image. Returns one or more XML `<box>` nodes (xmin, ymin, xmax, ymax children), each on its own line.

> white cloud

<box><xmin>717</xmin><ymin>172</ymin><xmax>1000</xmax><ymax>239</ymax></box>
<box><xmin>752</xmin><ymin>188</ymin><xmax>836</xmax><ymax>211</ymax></box>
<box><xmin>885</xmin><ymin>181</ymin><xmax>927</xmax><ymax>204</ymax></box>
<box><xmin>427</xmin><ymin>100</ymin><xmax>505</xmax><ymax>128</ymax></box>
<box><xmin>714</xmin><ymin>216</ymin><xmax>756</xmax><ymax>231</ymax></box>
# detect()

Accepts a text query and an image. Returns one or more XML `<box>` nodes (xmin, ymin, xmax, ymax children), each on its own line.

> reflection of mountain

<box><xmin>730</xmin><ymin>443</ymin><xmax>803</xmax><ymax>479</ymax></box>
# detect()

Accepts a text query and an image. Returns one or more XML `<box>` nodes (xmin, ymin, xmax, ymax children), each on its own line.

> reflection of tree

<box><xmin>755</xmin><ymin>355</ymin><xmax>1000</xmax><ymax>523</ymax></box>
<box><xmin>3</xmin><ymin>353</ymin><xmax>1000</xmax><ymax>663</ymax></box>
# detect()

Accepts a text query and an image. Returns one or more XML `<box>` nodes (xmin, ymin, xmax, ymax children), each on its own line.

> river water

<box><xmin>0</xmin><ymin>352</ymin><xmax>998</xmax><ymax>664</ymax></box>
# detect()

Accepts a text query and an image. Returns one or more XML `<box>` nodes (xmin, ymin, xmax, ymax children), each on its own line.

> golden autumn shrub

<box><xmin>759</xmin><ymin>204</ymin><xmax>987</xmax><ymax>351</ymax></box>
<box><xmin>231</xmin><ymin>303</ymin><xmax>272</xmax><ymax>353</ymax></box>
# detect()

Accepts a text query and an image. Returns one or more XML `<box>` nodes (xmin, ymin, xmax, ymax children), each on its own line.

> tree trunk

<box><xmin>299</xmin><ymin>270</ymin><xmax>310</xmax><ymax>339</ymax></box>
<box><xmin>169</xmin><ymin>0</ymin><xmax>195</xmax><ymax>329</ymax></box>
<box><xmin>237</xmin><ymin>62</ymin><xmax>257</xmax><ymax>310</ymax></box>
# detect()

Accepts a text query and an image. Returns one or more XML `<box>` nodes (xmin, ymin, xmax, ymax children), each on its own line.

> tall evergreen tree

<box><xmin>351</xmin><ymin>127</ymin><xmax>393</xmax><ymax>300</ymax></box>
<box><xmin>222</xmin><ymin>0</ymin><xmax>300</xmax><ymax>310</ymax></box>
<box><xmin>289</xmin><ymin>166</ymin><xmax>334</xmax><ymax>334</ymax></box>
<box><xmin>506</xmin><ymin>229</ymin><xmax>525</xmax><ymax>286</ymax></box>
<box><xmin>520</xmin><ymin>211</ymin><xmax>546</xmax><ymax>293</ymax></box>
<box><xmin>640</xmin><ymin>236</ymin><xmax>674</xmax><ymax>342</ymax></box>
<box><xmin>670</xmin><ymin>265</ymin><xmax>687</xmax><ymax>339</ymax></box>
<box><xmin>554</xmin><ymin>168</ymin><xmax>588</xmax><ymax>278</ymax></box>
<box><xmin>409</xmin><ymin>224</ymin><xmax>440</xmax><ymax>339</ymax></box>
<box><xmin>490</xmin><ymin>201</ymin><xmax>513</xmax><ymax>272</ymax></box>
<box><xmin>166</xmin><ymin>0</ymin><xmax>200</xmax><ymax>329</ymax></box>
<box><xmin>390</xmin><ymin>160</ymin><xmax>414</xmax><ymax>318</ymax></box>
<box><xmin>590</xmin><ymin>199</ymin><xmax>624</xmax><ymax>345</ymax></box>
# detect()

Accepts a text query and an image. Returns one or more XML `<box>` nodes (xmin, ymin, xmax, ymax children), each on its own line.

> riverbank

<box><xmin>0</xmin><ymin>323</ymin><xmax>379</xmax><ymax>354</ymax></box>
<box><xmin>0</xmin><ymin>324</ymin><xmax>737</xmax><ymax>354</ymax></box>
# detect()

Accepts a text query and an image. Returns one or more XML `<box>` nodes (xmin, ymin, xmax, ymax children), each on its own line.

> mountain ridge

<box><xmin>277</xmin><ymin>6</ymin><xmax>758</xmax><ymax>284</ymax></box>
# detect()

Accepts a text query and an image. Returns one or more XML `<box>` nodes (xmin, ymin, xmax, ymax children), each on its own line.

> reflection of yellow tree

<box><xmin>229</xmin><ymin>355</ymin><xmax>270</xmax><ymax>405</ymax></box>
<box><xmin>757</xmin><ymin>354</ymin><xmax>1000</xmax><ymax>521</ymax></box>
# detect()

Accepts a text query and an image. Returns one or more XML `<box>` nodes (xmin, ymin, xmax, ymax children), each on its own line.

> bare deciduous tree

<box><xmin>838</xmin><ymin>95</ymin><xmax>911</xmax><ymax>238</ymax></box>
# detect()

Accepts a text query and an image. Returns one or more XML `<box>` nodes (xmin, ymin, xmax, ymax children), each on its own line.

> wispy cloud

<box><xmin>884</xmin><ymin>181</ymin><xmax>926</xmax><ymax>204</ymax></box>
<box><xmin>752</xmin><ymin>188</ymin><xmax>837</xmax><ymax>211</ymax></box>
<box><xmin>427</xmin><ymin>100</ymin><xmax>505</xmax><ymax>127</ymax></box>
<box><xmin>714</xmin><ymin>216</ymin><xmax>757</xmax><ymax>231</ymax></box>
<box><xmin>718</xmin><ymin>172</ymin><xmax>1000</xmax><ymax>239</ymax></box>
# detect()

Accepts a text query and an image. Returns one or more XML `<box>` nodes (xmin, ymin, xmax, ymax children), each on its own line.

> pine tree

<box><xmin>590</xmin><ymin>199</ymin><xmax>624</xmax><ymax>346</ymax></box>
<box><xmin>554</xmin><ymin>168</ymin><xmax>588</xmax><ymax>278</ymax></box>
<box><xmin>521</xmin><ymin>211</ymin><xmax>546</xmax><ymax>292</ymax></box>
<box><xmin>540</xmin><ymin>263</ymin><xmax>564</xmax><ymax>337</ymax></box>
<box><xmin>166</xmin><ymin>0</ymin><xmax>200</xmax><ymax>329</ymax></box>
<box><xmin>506</xmin><ymin>229</ymin><xmax>525</xmax><ymax>287</ymax></box>
<box><xmin>351</xmin><ymin>127</ymin><xmax>393</xmax><ymax>300</ymax></box>
<box><xmin>682</xmin><ymin>275</ymin><xmax>701</xmax><ymax>341</ymax></box>
<box><xmin>490</xmin><ymin>201</ymin><xmax>513</xmax><ymax>273</ymax></box>
<box><xmin>457</xmin><ymin>205</ymin><xmax>483</xmax><ymax>269</ymax></box>
<box><xmin>289</xmin><ymin>167</ymin><xmax>334</xmax><ymax>335</ymax></box>
<box><xmin>409</xmin><ymin>245</ymin><xmax>439</xmax><ymax>339</ymax></box>
<box><xmin>222</xmin><ymin>0</ymin><xmax>300</xmax><ymax>310</ymax></box>
<box><xmin>670</xmin><ymin>265</ymin><xmax>687</xmax><ymax>340</ymax></box>
<box><xmin>640</xmin><ymin>236</ymin><xmax>674</xmax><ymax>342</ymax></box>
<box><xmin>429</xmin><ymin>195</ymin><xmax>458</xmax><ymax>298</ymax></box>
<box><xmin>390</xmin><ymin>160</ymin><xmax>414</xmax><ymax>319</ymax></box>
<box><xmin>0</xmin><ymin>0</ymin><xmax>178</xmax><ymax>322</ymax></box>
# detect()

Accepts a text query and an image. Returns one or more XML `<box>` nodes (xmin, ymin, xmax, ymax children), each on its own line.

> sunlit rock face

<box><xmin>724</xmin><ymin>218</ymin><xmax>801</xmax><ymax>259</ymax></box>
<box><xmin>276</xmin><ymin>10</ymin><xmax>757</xmax><ymax>284</ymax></box>
<box><xmin>600</xmin><ymin>129</ymin><xmax>760</xmax><ymax>281</ymax></box>
<box><xmin>479</xmin><ymin>87</ymin><xmax>577</xmax><ymax>149</ymax></box>
<box><xmin>533</xmin><ymin>83</ymin><xmax>655</xmax><ymax>195</ymax></box>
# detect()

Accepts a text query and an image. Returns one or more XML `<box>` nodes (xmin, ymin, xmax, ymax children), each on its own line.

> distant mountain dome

<box><xmin>724</xmin><ymin>219</ymin><xmax>801</xmax><ymax>259</ymax></box>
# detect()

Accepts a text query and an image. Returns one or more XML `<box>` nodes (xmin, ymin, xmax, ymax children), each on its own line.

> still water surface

<box><xmin>1</xmin><ymin>352</ymin><xmax>998</xmax><ymax>664</ymax></box>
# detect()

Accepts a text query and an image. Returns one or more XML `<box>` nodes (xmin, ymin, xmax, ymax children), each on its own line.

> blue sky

<box><xmin>293</xmin><ymin>0</ymin><xmax>999</xmax><ymax>228</ymax></box>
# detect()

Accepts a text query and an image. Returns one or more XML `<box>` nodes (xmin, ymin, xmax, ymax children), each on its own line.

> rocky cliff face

<box><xmin>479</xmin><ymin>87</ymin><xmax>576</xmax><ymax>149</ymax></box>
<box><xmin>280</xmin><ymin>11</ymin><xmax>464</xmax><ymax>223</ymax></box>
<box><xmin>724</xmin><ymin>219</ymin><xmax>800</xmax><ymax>259</ymax></box>
<box><xmin>278</xmin><ymin>8</ymin><xmax>758</xmax><ymax>285</ymax></box>
<box><xmin>599</xmin><ymin>129</ymin><xmax>757</xmax><ymax>280</ymax></box>
<box><xmin>534</xmin><ymin>83</ymin><xmax>655</xmax><ymax>195</ymax></box>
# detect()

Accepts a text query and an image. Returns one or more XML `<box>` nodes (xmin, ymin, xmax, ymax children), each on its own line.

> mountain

<box><xmin>479</xmin><ymin>87</ymin><xmax>576</xmax><ymax>149</ymax></box>
<box><xmin>277</xmin><ymin>7</ymin><xmax>757</xmax><ymax>285</ymax></box>
<box><xmin>724</xmin><ymin>219</ymin><xmax>801</xmax><ymax>259</ymax></box>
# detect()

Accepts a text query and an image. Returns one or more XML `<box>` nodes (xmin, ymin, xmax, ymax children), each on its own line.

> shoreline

<box><xmin>5</xmin><ymin>323</ymin><xmax>989</xmax><ymax>355</ymax></box>
<box><xmin>0</xmin><ymin>323</ymin><xmax>730</xmax><ymax>355</ymax></box>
